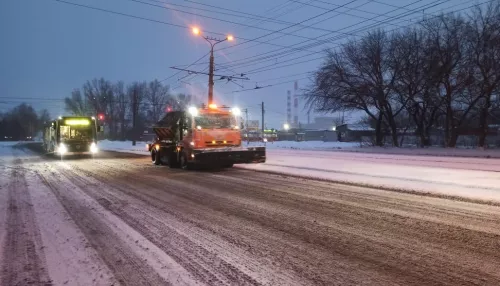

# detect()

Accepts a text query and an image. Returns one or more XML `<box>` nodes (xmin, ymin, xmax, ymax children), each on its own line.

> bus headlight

<box><xmin>90</xmin><ymin>142</ymin><xmax>98</xmax><ymax>153</ymax></box>
<box><xmin>58</xmin><ymin>143</ymin><xmax>67</xmax><ymax>154</ymax></box>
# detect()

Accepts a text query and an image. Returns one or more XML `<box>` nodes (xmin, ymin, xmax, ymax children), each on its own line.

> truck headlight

<box><xmin>90</xmin><ymin>142</ymin><xmax>98</xmax><ymax>153</ymax></box>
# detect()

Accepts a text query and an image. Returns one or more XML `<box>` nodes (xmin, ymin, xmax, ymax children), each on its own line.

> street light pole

<box><xmin>193</xmin><ymin>27</ymin><xmax>233</xmax><ymax>105</ymax></box>
<box><xmin>208</xmin><ymin>41</ymin><xmax>216</xmax><ymax>106</ymax></box>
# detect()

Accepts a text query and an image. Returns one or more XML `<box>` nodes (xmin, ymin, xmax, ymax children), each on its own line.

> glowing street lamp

<box><xmin>191</xmin><ymin>26</ymin><xmax>235</xmax><ymax>105</ymax></box>
<box><xmin>192</xmin><ymin>26</ymin><xmax>200</xmax><ymax>35</ymax></box>
<box><xmin>284</xmin><ymin>123</ymin><xmax>290</xmax><ymax>131</ymax></box>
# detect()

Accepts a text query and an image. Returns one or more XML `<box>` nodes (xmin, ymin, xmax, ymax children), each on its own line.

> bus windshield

<box><xmin>60</xmin><ymin>125</ymin><xmax>94</xmax><ymax>141</ymax></box>
<box><xmin>195</xmin><ymin>114</ymin><xmax>235</xmax><ymax>129</ymax></box>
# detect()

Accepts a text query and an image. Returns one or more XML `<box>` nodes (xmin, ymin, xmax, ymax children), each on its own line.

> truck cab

<box><xmin>183</xmin><ymin>104</ymin><xmax>242</xmax><ymax>149</ymax></box>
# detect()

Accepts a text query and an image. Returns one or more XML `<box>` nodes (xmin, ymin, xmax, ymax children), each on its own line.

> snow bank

<box><xmin>331</xmin><ymin>146</ymin><xmax>500</xmax><ymax>158</ymax></box>
<box><xmin>0</xmin><ymin>142</ymin><xmax>20</xmax><ymax>156</ymax></box>
<box><xmin>249</xmin><ymin>141</ymin><xmax>500</xmax><ymax>158</ymax></box>
<box><xmin>100</xmin><ymin>139</ymin><xmax>500</xmax><ymax>158</ymax></box>
<box><xmin>247</xmin><ymin>141</ymin><xmax>360</xmax><ymax>150</ymax></box>
<box><xmin>98</xmin><ymin>140</ymin><xmax>149</xmax><ymax>155</ymax></box>
<box><xmin>238</xmin><ymin>149</ymin><xmax>500</xmax><ymax>203</ymax></box>
<box><xmin>0</xmin><ymin>141</ymin><xmax>20</xmax><ymax>147</ymax></box>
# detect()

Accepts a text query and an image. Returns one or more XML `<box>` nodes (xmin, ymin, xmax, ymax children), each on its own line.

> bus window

<box><xmin>60</xmin><ymin>126</ymin><xmax>70</xmax><ymax>140</ymax></box>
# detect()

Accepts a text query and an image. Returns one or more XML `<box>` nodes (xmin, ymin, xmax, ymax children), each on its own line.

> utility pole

<box><xmin>132</xmin><ymin>87</ymin><xmax>137</xmax><ymax>146</ymax></box>
<box><xmin>243</xmin><ymin>108</ymin><xmax>249</xmax><ymax>145</ymax></box>
<box><xmin>244</xmin><ymin>108</ymin><xmax>249</xmax><ymax>130</ymax></box>
<box><xmin>208</xmin><ymin>47</ymin><xmax>215</xmax><ymax>105</ymax></box>
<box><xmin>261</xmin><ymin>101</ymin><xmax>265</xmax><ymax>133</ymax></box>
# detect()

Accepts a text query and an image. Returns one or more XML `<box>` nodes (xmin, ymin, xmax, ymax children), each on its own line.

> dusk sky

<box><xmin>0</xmin><ymin>0</ymin><xmax>483</xmax><ymax>127</ymax></box>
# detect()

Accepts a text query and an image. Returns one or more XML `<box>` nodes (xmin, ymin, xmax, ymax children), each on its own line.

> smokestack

<box><xmin>287</xmin><ymin>90</ymin><xmax>291</xmax><ymax>124</ymax></box>
<box><xmin>293</xmin><ymin>81</ymin><xmax>298</xmax><ymax>127</ymax></box>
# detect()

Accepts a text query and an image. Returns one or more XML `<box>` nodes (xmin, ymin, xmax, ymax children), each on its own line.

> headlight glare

<box><xmin>90</xmin><ymin>142</ymin><xmax>98</xmax><ymax>153</ymax></box>
<box><xmin>58</xmin><ymin>143</ymin><xmax>67</xmax><ymax>154</ymax></box>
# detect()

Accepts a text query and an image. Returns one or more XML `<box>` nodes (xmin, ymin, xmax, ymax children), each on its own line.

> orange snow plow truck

<box><xmin>146</xmin><ymin>104</ymin><xmax>266</xmax><ymax>169</ymax></box>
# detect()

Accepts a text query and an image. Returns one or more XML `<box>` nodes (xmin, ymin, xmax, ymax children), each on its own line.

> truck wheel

<box><xmin>168</xmin><ymin>152</ymin><xmax>179</xmax><ymax>168</ymax></box>
<box><xmin>152</xmin><ymin>150</ymin><xmax>161</xmax><ymax>165</ymax></box>
<box><xmin>180</xmin><ymin>154</ymin><xmax>191</xmax><ymax>170</ymax></box>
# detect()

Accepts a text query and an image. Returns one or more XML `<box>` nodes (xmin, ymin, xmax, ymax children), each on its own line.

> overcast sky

<box><xmin>0</xmin><ymin>0</ymin><xmax>483</xmax><ymax>127</ymax></box>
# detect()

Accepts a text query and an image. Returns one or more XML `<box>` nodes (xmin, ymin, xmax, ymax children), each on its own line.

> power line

<box><xmin>220</xmin><ymin>0</ymin><xmax>375</xmax><ymax>59</ymax></box>
<box><xmin>370</xmin><ymin>0</ymin><xmax>432</xmax><ymax>12</ymax></box>
<box><xmin>226</xmin><ymin>0</ymin><xmax>492</xmax><ymax>92</ymax></box>
<box><xmin>124</xmin><ymin>0</ymin><xmax>352</xmax><ymax>43</ymax></box>
<box><xmin>289</xmin><ymin>0</ymin><xmax>409</xmax><ymax>27</ymax></box>
<box><xmin>48</xmin><ymin>0</ymin><xmax>322</xmax><ymax>54</ymax></box>
<box><xmin>216</xmin><ymin>0</ymin><xmax>361</xmax><ymax>51</ymax></box>
<box><xmin>140</xmin><ymin>0</ymin><xmax>300</xmax><ymax>28</ymax></box>
<box><xmin>233</xmin><ymin>0</ymin><xmax>294</xmax><ymax>28</ymax></box>
<box><xmin>170</xmin><ymin>0</ymin><xmax>484</xmax><ymax>89</ymax></box>
<box><xmin>236</xmin><ymin>0</ymin><xmax>482</xmax><ymax>75</ymax></box>
<box><xmin>217</xmin><ymin>0</ymin><xmax>437</xmax><ymax>69</ymax></box>
<box><xmin>255</xmin><ymin>71</ymin><xmax>315</xmax><ymax>83</ymax></box>
<box><xmin>236</xmin><ymin>0</ymin><xmax>490</xmax><ymax>75</ymax></box>
<box><xmin>140</xmin><ymin>0</ymin><xmax>380</xmax><ymax>36</ymax></box>
<box><xmin>245</xmin><ymin>57</ymin><xmax>324</xmax><ymax>75</ymax></box>
<box><xmin>218</xmin><ymin>0</ymin><xmax>463</xmax><ymax>74</ymax></box>
<box><xmin>229</xmin><ymin>77</ymin><xmax>310</xmax><ymax>94</ymax></box>
<box><xmin>49</xmin><ymin>0</ymin><xmax>489</xmax><ymax>89</ymax></box>
<box><xmin>159</xmin><ymin>52</ymin><xmax>209</xmax><ymax>84</ymax></box>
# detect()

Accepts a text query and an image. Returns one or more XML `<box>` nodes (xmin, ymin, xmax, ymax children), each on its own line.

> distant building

<box><xmin>336</xmin><ymin>124</ymin><xmax>374</xmax><ymax>142</ymax></box>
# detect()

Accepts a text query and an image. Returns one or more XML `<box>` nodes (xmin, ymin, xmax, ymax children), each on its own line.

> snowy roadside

<box><xmin>99</xmin><ymin>140</ymin><xmax>500</xmax><ymax>203</ymax></box>
<box><xmin>99</xmin><ymin>139</ymin><xmax>500</xmax><ymax>158</ymax></box>
<box><xmin>99</xmin><ymin>140</ymin><xmax>150</xmax><ymax>155</ymax></box>
<box><xmin>247</xmin><ymin>140</ymin><xmax>500</xmax><ymax>158</ymax></box>
<box><xmin>237</xmin><ymin>150</ymin><xmax>500</xmax><ymax>203</ymax></box>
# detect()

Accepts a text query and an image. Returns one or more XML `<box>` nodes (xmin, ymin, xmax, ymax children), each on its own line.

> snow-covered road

<box><xmin>2</xmin><ymin>143</ymin><xmax>500</xmax><ymax>285</ymax></box>
<box><xmin>99</xmin><ymin>140</ymin><xmax>500</xmax><ymax>203</ymax></box>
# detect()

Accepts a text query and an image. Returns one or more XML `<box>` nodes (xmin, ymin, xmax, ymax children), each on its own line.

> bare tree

<box><xmin>64</xmin><ymin>89</ymin><xmax>89</xmax><ymax>116</ymax></box>
<box><xmin>391</xmin><ymin>28</ymin><xmax>444</xmax><ymax>146</ymax></box>
<box><xmin>466</xmin><ymin>1</ymin><xmax>500</xmax><ymax>147</ymax></box>
<box><xmin>37</xmin><ymin>109</ymin><xmax>51</xmax><ymax>131</ymax></box>
<box><xmin>127</xmin><ymin>81</ymin><xmax>147</xmax><ymax>142</ymax></box>
<box><xmin>113</xmin><ymin>81</ymin><xmax>129</xmax><ymax>140</ymax></box>
<box><xmin>82</xmin><ymin>78</ymin><xmax>112</xmax><ymax>117</ymax></box>
<box><xmin>169</xmin><ymin>93</ymin><xmax>192</xmax><ymax>111</ymax></box>
<box><xmin>421</xmin><ymin>14</ymin><xmax>477</xmax><ymax>147</ymax></box>
<box><xmin>305</xmin><ymin>30</ymin><xmax>403</xmax><ymax>146</ymax></box>
<box><xmin>145</xmin><ymin>80</ymin><xmax>171</xmax><ymax>125</ymax></box>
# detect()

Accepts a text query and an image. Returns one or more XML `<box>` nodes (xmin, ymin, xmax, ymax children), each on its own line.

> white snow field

<box><xmin>98</xmin><ymin>140</ymin><xmax>500</xmax><ymax>203</ymax></box>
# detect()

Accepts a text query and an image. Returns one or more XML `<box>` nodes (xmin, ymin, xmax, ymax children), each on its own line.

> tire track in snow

<box><xmin>76</xmin><ymin>157</ymin><xmax>500</xmax><ymax>285</ymax></box>
<box><xmin>57</xmin><ymin>161</ymin><xmax>264</xmax><ymax>286</ymax></box>
<box><xmin>1</xmin><ymin>158</ymin><xmax>52</xmax><ymax>286</ymax></box>
<box><xmin>37</xmin><ymin>165</ymin><xmax>170</xmax><ymax>286</ymax></box>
